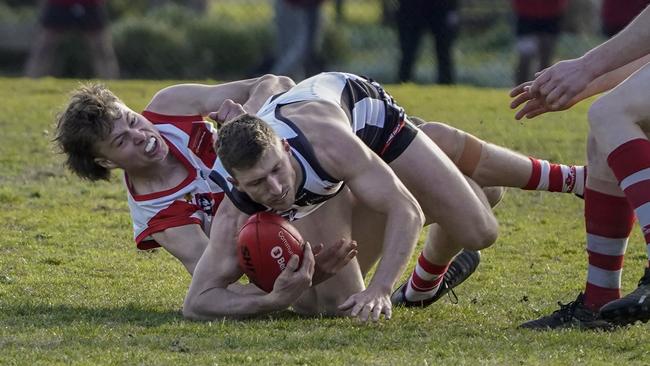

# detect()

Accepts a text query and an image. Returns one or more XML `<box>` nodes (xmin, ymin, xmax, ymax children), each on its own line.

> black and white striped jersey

<box><xmin>210</xmin><ymin>72</ymin><xmax>417</xmax><ymax>220</ymax></box>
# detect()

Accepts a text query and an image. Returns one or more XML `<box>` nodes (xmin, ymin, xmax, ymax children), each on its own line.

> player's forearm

<box><xmin>242</xmin><ymin>74</ymin><xmax>295</xmax><ymax>113</ymax></box>
<box><xmin>568</xmin><ymin>54</ymin><xmax>650</xmax><ymax>107</ymax></box>
<box><xmin>183</xmin><ymin>288</ymin><xmax>287</xmax><ymax>320</ymax></box>
<box><xmin>368</xmin><ymin>208</ymin><xmax>423</xmax><ymax>292</ymax></box>
<box><xmin>582</xmin><ymin>7</ymin><xmax>650</xmax><ymax>78</ymax></box>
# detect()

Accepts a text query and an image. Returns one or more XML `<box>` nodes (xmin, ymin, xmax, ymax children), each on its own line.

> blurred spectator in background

<box><xmin>24</xmin><ymin>0</ymin><xmax>119</xmax><ymax>79</ymax></box>
<box><xmin>148</xmin><ymin>0</ymin><xmax>207</xmax><ymax>14</ymax></box>
<box><xmin>601</xmin><ymin>0</ymin><xmax>650</xmax><ymax>37</ymax></box>
<box><xmin>271</xmin><ymin>0</ymin><xmax>326</xmax><ymax>81</ymax></box>
<box><xmin>396</xmin><ymin>0</ymin><xmax>459</xmax><ymax>84</ymax></box>
<box><xmin>511</xmin><ymin>0</ymin><xmax>568</xmax><ymax>86</ymax></box>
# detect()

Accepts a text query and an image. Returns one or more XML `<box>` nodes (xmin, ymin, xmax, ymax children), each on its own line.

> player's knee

<box><xmin>483</xmin><ymin>186</ymin><xmax>506</xmax><ymax>208</ymax></box>
<box><xmin>182</xmin><ymin>293</ymin><xmax>202</xmax><ymax>320</ymax></box>
<box><xmin>292</xmin><ymin>291</ymin><xmax>342</xmax><ymax>317</ymax></box>
<box><xmin>419</xmin><ymin>122</ymin><xmax>464</xmax><ymax>161</ymax></box>
<box><xmin>459</xmin><ymin>213</ymin><xmax>498</xmax><ymax>251</ymax></box>
<box><xmin>588</xmin><ymin>95</ymin><xmax>624</xmax><ymax>136</ymax></box>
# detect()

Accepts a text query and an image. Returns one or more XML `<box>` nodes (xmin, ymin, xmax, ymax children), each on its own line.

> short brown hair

<box><xmin>54</xmin><ymin>83</ymin><xmax>122</xmax><ymax>181</ymax></box>
<box><xmin>216</xmin><ymin>114</ymin><xmax>277</xmax><ymax>177</ymax></box>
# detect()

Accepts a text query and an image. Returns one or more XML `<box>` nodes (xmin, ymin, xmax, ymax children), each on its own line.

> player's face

<box><xmin>232</xmin><ymin>139</ymin><xmax>297</xmax><ymax>211</ymax></box>
<box><xmin>94</xmin><ymin>104</ymin><xmax>169</xmax><ymax>172</ymax></box>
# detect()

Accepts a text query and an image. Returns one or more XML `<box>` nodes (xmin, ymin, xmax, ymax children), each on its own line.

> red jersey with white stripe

<box><xmin>126</xmin><ymin>111</ymin><xmax>224</xmax><ymax>250</ymax></box>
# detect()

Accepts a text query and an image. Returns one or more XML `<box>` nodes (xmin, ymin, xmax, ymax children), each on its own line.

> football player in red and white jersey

<box><xmin>55</xmin><ymin>75</ymin><xmax>302</xmax><ymax>276</ymax></box>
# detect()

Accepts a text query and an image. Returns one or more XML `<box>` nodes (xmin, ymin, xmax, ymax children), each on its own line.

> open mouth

<box><xmin>145</xmin><ymin>136</ymin><xmax>157</xmax><ymax>154</ymax></box>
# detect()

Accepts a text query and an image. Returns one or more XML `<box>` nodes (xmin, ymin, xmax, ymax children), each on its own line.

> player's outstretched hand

<box><xmin>209</xmin><ymin>99</ymin><xmax>247</xmax><ymax>126</ymax></box>
<box><xmin>527</xmin><ymin>58</ymin><xmax>595</xmax><ymax>111</ymax></box>
<box><xmin>338</xmin><ymin>285</ymin><xmax>392</xmax><ymax>323</ymax></box>
<box><xmin>269</xmin><ymin>242</ymin><xmax>315</xmax><ymax>307</ymax></box>
<box><xmin>510</xmin><ymin>81</ymin><xmax>576</xmax><ymax>120</ymax></box>
<box><xmin>312</xmin><ymin>239</ymin><xmax>358</xmax><ymax>284</ymax></box>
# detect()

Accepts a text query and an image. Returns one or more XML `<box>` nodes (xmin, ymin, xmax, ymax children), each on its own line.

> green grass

<box><xmin>1</xmin><ymin>77</ymin><xmax>649</xmax><ymax>365</ymax></box>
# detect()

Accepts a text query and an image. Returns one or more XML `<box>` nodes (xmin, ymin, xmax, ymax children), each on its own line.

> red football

<box><xmin>237</xmin><ymin>212</ymin><xmax>305</xmax><ymax>293</ymax></box>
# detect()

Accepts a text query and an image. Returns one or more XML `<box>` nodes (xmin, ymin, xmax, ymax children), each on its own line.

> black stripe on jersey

<box><xmin>340</xmin><ymin>77</ymin><xmax>394</xmax><ymax>154</ymax></box>
<box><xmin>208</xmin><ymin>171</ymin><xmax>267</xmax><ymax>215</ymax></box>
<box><xmin>269</xmin><ymin>91</ymin><xmax>287</xmax><ymax>104</ymax></box>
<box><xmin>273</xmin><ymin>107</ymin><xmax>340</xmax><ymax>184</ymax></box>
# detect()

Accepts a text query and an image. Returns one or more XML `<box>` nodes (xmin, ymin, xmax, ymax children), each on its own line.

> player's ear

<box><xmin>281</xmin><ymin>139</ymin><xmax>290</xmax><ymax>152</ymax></box>
<box><xmin>94</xmin><ymin>157</ymin><xmax>118</xmax><ymax>170</ymax></box>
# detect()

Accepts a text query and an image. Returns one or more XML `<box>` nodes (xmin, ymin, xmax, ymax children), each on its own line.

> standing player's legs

<box><xmin>586</xmin><ymin>64</ymin><xmax>650</xmax><ymax>324</ymax></box>
<box><xmin>520</xmin><ymin>133</ymin><xmax>631</xmax><ymax>330</ymax></box>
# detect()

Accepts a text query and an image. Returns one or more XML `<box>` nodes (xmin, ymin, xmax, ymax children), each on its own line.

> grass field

<box><xmin>1</xmin><ymin>78</ymin><xmax>649</xmax><ymax>365</ymax></box>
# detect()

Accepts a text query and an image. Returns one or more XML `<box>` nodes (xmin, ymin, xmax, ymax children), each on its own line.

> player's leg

<box><xmin>291</xmin><ymin>188</ymin><xmax>366</xmax><ymax>316</ymax></box>
<box><xmin>520</xmin><ymin>133</ymin><xmax>629</xmax><ymax>330</ymax></box>
<box><xmin>387</xmin><ymin>131</ymin><xmax>498</xmax><ymax>303</ymax></box>
<box><xmin>349</xmin><ymin>184</ymin><xmax>483</xmax><ymax>308</ymax></box>
<box><xmin>414</xmin><ymin>118</ymin><xmax>585</xmax><ymax>195</ymax></box>
<box><xmin>587</xmin><ymin>63</ymin><xmax>650</xmax><ymax>325</ymax></box>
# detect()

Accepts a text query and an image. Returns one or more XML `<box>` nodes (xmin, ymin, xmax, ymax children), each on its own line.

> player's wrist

<box><xmin>260</xmin><ymin>291</ymin><xmax>291</xmax><ymax>311</ymax></box>
<box><xmin>367</xmin><ymin>280</ymin><xmax>393</xmax><ymax>295</ymax></box>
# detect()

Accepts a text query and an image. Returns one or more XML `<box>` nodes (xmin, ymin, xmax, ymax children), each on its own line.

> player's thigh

<box><xmin>389</xmin><ymin>132</ymin><xmax>495</xmax><ymax>242</ymax></box>
<box><xmin>291</xmin><ymin>189</ymin><xmax>365</xmax><ymax>314</ymax></box>
<box><xmin>603</xmin><ymin>62</ymin><xmax>650</xmax><ymax>118</ymax></box>
<box><xmin>293</xmin><ymin>187</ymin><xmax>354</xmax><ymax>246</ymax></box>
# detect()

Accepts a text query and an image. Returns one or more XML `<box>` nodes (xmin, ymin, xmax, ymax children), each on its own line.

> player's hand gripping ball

<box><xmin>237</xmin><ymin>212</ymin><xmax>305</xmax><ymax>292</ymax></box>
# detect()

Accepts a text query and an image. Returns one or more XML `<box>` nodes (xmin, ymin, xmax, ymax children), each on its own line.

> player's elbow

<box><xmin>258</xmin><ymin>73</ymin><xmax>295</xmax><ymax>90</ymax></box>
<box><xmin>182</xmin><ymin>291</ymin><xmax>203</xmax><ymax>320</ymax></box>
<box><xmin>182</xmin><ymin>290</ymin><xmax>218</xmax><ymax>321</ymax></box>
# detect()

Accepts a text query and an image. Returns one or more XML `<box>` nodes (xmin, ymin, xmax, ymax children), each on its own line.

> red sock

<box><xmin>583</xmin><ymin>188</ymin><xmax>634</xmax><ymax>311</ymax></box>
<box><xmin>607</xmin><ymin>139</ymin><xmax>650</xmax><ymax>268</ymax></box>
<box><xmin>405</xmin><ymin>253</ymin><xmax>449</xmax><ymax>302</ymax></box>
<box><xmin>524</xmin><ymin>158</ymin><xmax>586</xmax><ymax>195</ymax></box>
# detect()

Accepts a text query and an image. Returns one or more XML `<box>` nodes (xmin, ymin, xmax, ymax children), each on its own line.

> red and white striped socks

<box><xmin>583</xmin><ymin>188</ymin><xmax>634</xmax><ymax>311</ymax></box>
<box><xmin>404</xmin><ymin>253</ymin><xmax>449</xmax><ymax>302</ymax></box>
<box><xmin>607</xmin><ymin>139</ymin><xmax>650</xmax><ymax>269</ymax></box>
<box><xmin>524</xmin><ymin>158</ymin><xmax>586</xmax><ymax>195</ymax></box>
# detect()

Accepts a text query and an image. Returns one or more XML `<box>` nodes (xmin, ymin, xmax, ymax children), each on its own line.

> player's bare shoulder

<box><xmin>280</xmin><ymin>100</ymin><xmax>364</xmax><ymax>178</ymax></box>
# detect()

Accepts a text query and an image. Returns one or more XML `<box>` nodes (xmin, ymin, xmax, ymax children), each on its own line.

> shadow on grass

<box><xmin>2</xmin><ymin>303</ymin><xmax>181</xmax><ymax>327</ymax></box>
<box><xmin>3</xmin><ymin>303</ymin><xmax>315</xmax><ymax>328</ymax></box>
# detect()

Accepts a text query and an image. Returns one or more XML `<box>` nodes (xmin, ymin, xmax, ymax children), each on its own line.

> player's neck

<box><xmin>290</xmin><ymin>155</ymin><xmax>303</xmax><ymax>189</ymax></box>
<box><xmin>127</xmin><ymin>153</ymin><xmax>186</xmax><ymax>195</ymax></box>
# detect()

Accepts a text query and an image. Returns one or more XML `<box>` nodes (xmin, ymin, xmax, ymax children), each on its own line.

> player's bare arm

<box><xmin>183</xmin><ymin>198</ymin><xmax>314</xmax><ymax>320</ymax></box>
<box><xmin>285</xmin><ymin>101</ymin><xmax>425</xmax><ymax>321</ymax></box>
<box><xmin>145</xmin><ymin>74</ymin><xmax>295</xmax><ymax>117</ymax></box>
<box><xmin>527</xmin><ymin>6</ymin><xmax>650</xmax><ymax>109</ymax></box>
<box><xmin>151</xmin><ymin>224</ymin><xmax>210</xmax><ymax>275</ymax></box>
<box><xmin>511</xmin><ymin>54</ymin><xmax>650</xmax><ymax>120</ymax></box>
